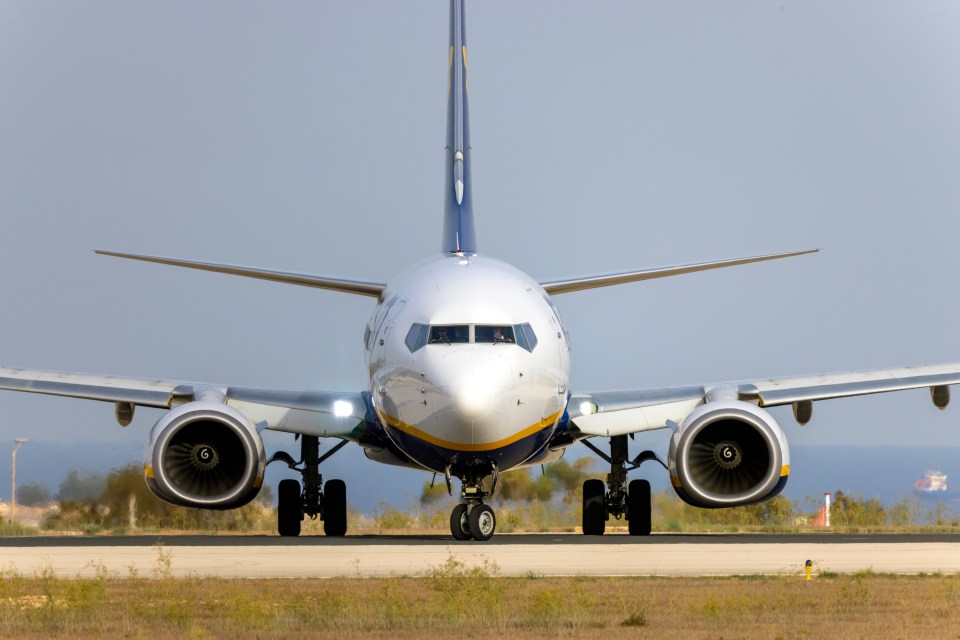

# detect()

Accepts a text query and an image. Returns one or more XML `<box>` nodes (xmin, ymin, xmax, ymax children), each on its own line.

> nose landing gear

<box><xmin>449</xmin><ymin>502</ymin><xmax>497</xmax><ymax>541</ymax></box>
<box><xmin>447</xmin><ymin>459</ymin><xmax>498</xmax><ymax>541</ymax></box>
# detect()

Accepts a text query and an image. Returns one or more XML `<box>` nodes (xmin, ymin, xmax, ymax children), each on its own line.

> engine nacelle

<box><xmin>668</xmin><ymin>400</ymin><xmax>789</xmax><ymax>508</ymax></box>
<box><xmin>144</xmin><ymin>401</ymin><xmax>265</xmax><ymax>510</ymax></box>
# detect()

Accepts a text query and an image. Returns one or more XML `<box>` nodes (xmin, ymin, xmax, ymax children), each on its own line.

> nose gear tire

<box><xmin>450</xmin><ymin>503</ymin><xmax>472</xmax><ymax>540</ymax></box>
<box><xmin>468</xmin><ymin>504</ymin><xmax>496</xmax><ymax>541</ymax></box>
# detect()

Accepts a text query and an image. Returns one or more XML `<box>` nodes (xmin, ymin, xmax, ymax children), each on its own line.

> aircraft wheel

<box><xmin>450</xmin><ymin>503</ymin><xmax>472</xmax><ymax>540</ymax></box>
<box><xmin>627</xmin><ymin>479</ymin><xmax>652</xmax><ymax>536</ymax></box>
<box><xmin>582</xmin><ymin>479</ymin><xmax>606</xmax><ymax>535</ymax></box>
<box><xmin>323</xmin><ymin>479</ymin><xmax>347</xmax><ymax>537</ymax></box>
<box><xmin>277</xmin><ymin>479</ymin><xmax>302</xmax><ymax>537</ymax></box>
<box><xmin>468</xmin><ymin>504</ymin><xmax>496</xmax><ymax>541</ymax></box>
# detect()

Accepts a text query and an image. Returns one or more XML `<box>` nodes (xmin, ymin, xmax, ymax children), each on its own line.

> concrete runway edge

<box><xmin>2</xmin><ymin>535</ymin><xmax>959</xmax><ymax>578</ymax></box>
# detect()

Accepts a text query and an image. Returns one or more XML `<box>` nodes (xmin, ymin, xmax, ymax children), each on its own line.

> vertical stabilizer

<box><xmin>442</xmin><ymin>0</ymin><xmax>477</xmax><ymax>254</ymax></box>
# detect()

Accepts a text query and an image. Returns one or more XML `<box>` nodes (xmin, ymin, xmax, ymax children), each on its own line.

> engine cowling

<box><xmin>144</xmin><ymin>401</ymin><xmax>266</xmax><ymax>510</ymax></box>
<box><xmin>668</xmin><ymin>400</ymin><xmax>789</xmax><ymax>508</ymax></box>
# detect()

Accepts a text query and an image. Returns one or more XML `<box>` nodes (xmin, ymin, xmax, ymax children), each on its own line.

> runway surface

<box><xmin>2</xmin><ymin>533</ymin><xmax>958</xmax><ymax>578</ymax></box>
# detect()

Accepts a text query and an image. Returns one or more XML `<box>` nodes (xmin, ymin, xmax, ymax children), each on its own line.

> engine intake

<box><xmin>669</xmin><ymin>400</ymin><xmax>789</xmax><ymax>508</ymax></box>
<box><xmin>145</xmin><ymin>401</ymin><xmax>265</xmax><ymax>510</ymax></box>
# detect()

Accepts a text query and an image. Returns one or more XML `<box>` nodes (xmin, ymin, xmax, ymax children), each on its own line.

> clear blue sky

<box><xmin>2</xmin><ymin>2</ymin><xmax>959</xmax><ymax>506</ymax></box>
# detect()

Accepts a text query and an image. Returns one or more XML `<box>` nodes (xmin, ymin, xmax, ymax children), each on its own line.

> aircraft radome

<box><xmin>3</xmin><ymin>0</ymin><xmax>959</xmax><ymax>542</ymax></box>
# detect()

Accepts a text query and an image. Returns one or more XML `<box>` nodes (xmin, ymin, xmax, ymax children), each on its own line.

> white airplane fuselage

<box><xmin>365</xmin><ymin>253</ymin><xmax>571</xmax><ymax>474</ymax></box>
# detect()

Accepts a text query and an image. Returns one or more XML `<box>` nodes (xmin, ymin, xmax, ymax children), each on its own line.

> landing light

<box><xmin>579</xmin><ymin>401</ymin><xmax>598</xmax><ymax>416</ymax></box>
<box><xmin>333</xmin><ymin>400</ymin><xmax>353</xmax><ymax>418</ymax></box>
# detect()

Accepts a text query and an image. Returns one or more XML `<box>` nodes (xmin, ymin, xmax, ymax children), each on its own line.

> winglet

<box><xmin>442</xmin><ymin>0</ymin><xmax>477</xmax><ymax>254</ymax></box>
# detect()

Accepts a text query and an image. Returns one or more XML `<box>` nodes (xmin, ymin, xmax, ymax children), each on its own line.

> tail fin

<box><xmin>442</xmin><ymin>0</ymin><xmax>477</xmax><ymax>254</ymax></box>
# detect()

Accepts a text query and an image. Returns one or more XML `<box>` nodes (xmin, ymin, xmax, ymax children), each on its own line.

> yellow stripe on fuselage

<box><xmin>381</xmin><ymin>410</ymin><xmax>562</xmax><ymax>452</ymax></box>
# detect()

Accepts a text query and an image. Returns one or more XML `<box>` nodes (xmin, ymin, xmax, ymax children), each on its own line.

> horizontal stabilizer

<box><xmin>95</xmin><ymin>250</ymin><xmax>386</xmax><ymax>298</ymax></box>
<box><xmin>541</xmin><ymin>249</ymin><xmax>818</xmax><ymax>295</ymax></box>
<box><xmin>96</xmin><ymin>250</ymin><xmax>385</xmax><ymax>298</ymax></box>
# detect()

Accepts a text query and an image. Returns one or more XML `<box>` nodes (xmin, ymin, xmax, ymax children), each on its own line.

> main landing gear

<box><xmin>581</xmin><ymin>434</ymin><xmax>665</xmax><ymax>536</ymax></box>
<box><xmin>448</xmin><ymin>459</ymin><xmax>498</xmax><ymax>541</ymax></box>
<box><xmin>272</xmin><ymin>435</ymin><xmax>349</xmax><ymax>537</ymax></box>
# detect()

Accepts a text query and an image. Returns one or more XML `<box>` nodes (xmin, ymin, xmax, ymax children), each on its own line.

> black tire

<box><xmin>323</xmin><ymin>479</ymin><xmax>347</xmax><ymax>537</ymax></box>
<box><xmin>627</xmin><ymin>479</ymin><xmax>652</xmax><ymax>536</ymax></box>
<box><xmin>582</xmin><ymin>479</ymin><xmax>606</xmax><ymax>535</ymax></box>
<box><xmin>277</xmin><ymin>479</ymin><xmax>302</xmax><ymax>537</ymax></box>
<box><xmin>468</xmin><ymin>504</ymin><xmax>496</xmax><ymax>541</ymax></box>
<box><xmin>450</xmin><ymin>503</ymin><xmax>472</xmax><ymax>540</ymax></box>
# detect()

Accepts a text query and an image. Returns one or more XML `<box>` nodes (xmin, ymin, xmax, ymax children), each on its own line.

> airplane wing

<box><xmin>540</xmin><ymin>249</ymin><xmax>818</xmax><ymax>295</ymax></box>
<box><xmin>95</xmin><ymin>250</ymin><xmax>386</xmax><ymax>298</ymax></box>
<box><xmin>0</xmin><ymin>367</ymin><xmax>368</xmax><ymax>439</ymax></box>
<box><xmin>567</xmin><ymin>362</ymin><xmax>960</xmax><ymax>437</ymax></box>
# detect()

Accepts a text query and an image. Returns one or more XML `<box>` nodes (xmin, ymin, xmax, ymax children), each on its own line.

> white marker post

<box><xmin>824</xmin><ymin>492</ymin><xmax>831</xmax><ymax>528</ymax></box>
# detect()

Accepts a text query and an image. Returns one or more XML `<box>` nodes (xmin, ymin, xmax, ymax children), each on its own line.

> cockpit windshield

<box><xmin>405</xmin><ymin>323</ymin><xmax>538</xmax><ymax>353</ymax></box>
<box><xmin>475</xmin><ymin>325</ymin><xmax>515</xmax><ymax>344</ymax></box>
<box><xmin>428</xmin><ymin>325</ymin><xmax>470</xmax><ymax>344</ymax></box>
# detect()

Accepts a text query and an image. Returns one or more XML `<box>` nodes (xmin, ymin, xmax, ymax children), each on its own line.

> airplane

<box><xmin>3</xmin><ymin>0</ymin><xmax>959</xmax><ymax>542</ymax></box>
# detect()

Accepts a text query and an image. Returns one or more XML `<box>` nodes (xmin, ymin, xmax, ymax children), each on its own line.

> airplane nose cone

<box><xmin>454</xmin><ymin>379</ymin><xmax>493</xmax><ymax>419</ymax></box>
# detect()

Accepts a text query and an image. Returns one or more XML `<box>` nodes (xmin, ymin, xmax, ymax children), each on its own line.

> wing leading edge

<box><xmin>567</xmin><ymin>362</ymin><xmax>960</xmax><ymax>438</ymax></box>
<box><xmin>0</xmin><ymin>366</ymin><xmax>368</xmax><ymax>439</ymax></box>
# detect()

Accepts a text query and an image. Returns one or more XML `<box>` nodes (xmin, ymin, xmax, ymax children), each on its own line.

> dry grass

<box><xmin>0</xmin><ymin>557</ymin><xmax>958</xmax><ymax>639</ymax></box>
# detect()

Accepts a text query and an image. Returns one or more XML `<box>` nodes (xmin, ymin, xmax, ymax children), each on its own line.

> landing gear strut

<box><xmin>448</xmin><ymin>459</ymin><xmax>498</xmax><ymax>541</ymax></box>
<box><xmin>581</xmin><ymin>435</ymin><xmax>664</xmax><ymax>536</ymax></box>
<box><xmin>273</xmin><ymin>435</ymin><xmax>349</xmax><ymax>537</ymax></box>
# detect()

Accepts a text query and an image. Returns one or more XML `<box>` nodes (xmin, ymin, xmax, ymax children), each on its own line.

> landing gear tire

<box><xmin>627</xmin><ymin>479</ymin><xmax>652</xmax><ymax>536</ymax></box>
<box><xmin>278</xmin><ymin>479</ymin><xmax>302</xmax><ymax>537</ymax></box>
<box><xmin>323</xmin><ymin>479</ymin><xmax>347</xmax><ymax>537</ymax></box>
<box><xmin>468</xmin><ymin>504</ymin><xmax>496</xmax><ymax>541</ymax></box>
<box><xmin>582</xmin><ymin>479</ymin><xmax>606</xmax><ymax>536</ymax></box>
<box><xmin>450</xmin><ymin>503</ymin><xmax>472</xmax><ymax>540</ymax></box>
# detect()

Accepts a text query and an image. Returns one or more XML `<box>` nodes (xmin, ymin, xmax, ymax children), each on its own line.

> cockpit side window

<box><xmin>516</xmin><ymin>323</ymin><xmax>538</xmax><ymax>352</ymax></box>
<box><xmin>542</xmin><ymin>294</ymin><xmax>570</xmax><ymax>344</ymax></box>
<box><xmin>475</xmin><ymin>325</ymin><xmax>515</xmax><ymax>344</ymax></box>
<box><xmin>404</xmin><ymin>323</ymin><xmax>429</xmax><ymax>352</ymax></box>
<box><xmin>428</xmin><ymin>325</ymin><xmax>470</xmax><ymax>344</ymax></box>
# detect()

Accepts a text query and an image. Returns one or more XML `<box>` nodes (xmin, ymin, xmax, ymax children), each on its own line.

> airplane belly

<box><xmin>381</xmin><ymin>417</ymin><xmax>558</xmax><ymax>474</ymax></box>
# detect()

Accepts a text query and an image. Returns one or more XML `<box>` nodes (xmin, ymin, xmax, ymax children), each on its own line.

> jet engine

<box><xmin>668</xmin><ymin>400</ymin><xmax>789</xmax><ymax>508</ymax></box>
<box><xmin>143</xmin><ymin>401</ymin><xmax>265</xmax><ymax>510</ymax></box>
